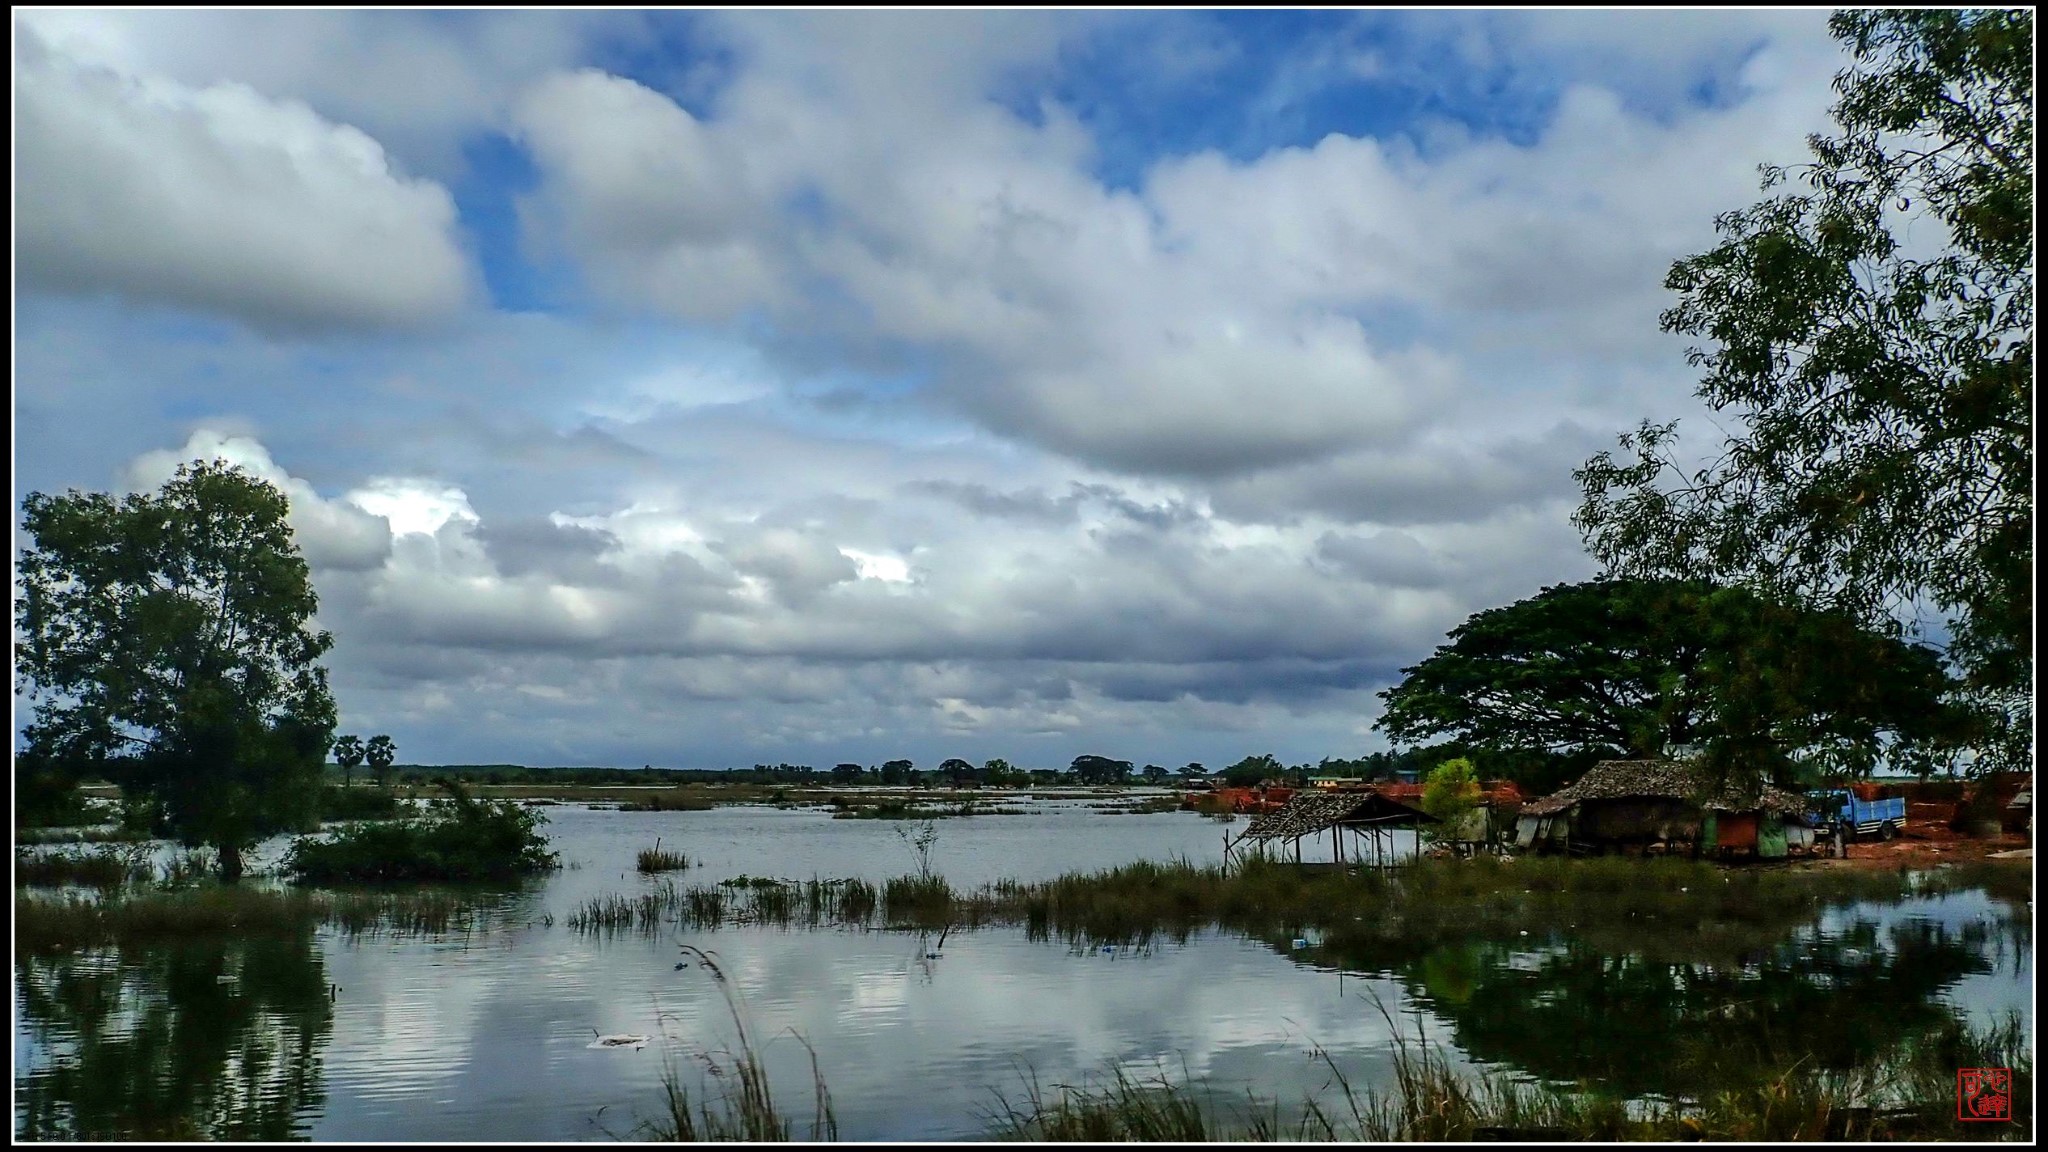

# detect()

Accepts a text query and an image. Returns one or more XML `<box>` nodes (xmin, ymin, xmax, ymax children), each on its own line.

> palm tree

<box><xmin>331</xmin><ymin>735</ymin><xmax>365</xmax><ymax>790</ymax></box>
<box><xmin>365</xmin><ymin>735</ymin><xmax>397</xmax><ymax>790</ymax></box>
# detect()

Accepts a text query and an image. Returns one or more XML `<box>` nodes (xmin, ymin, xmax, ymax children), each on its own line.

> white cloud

<box><xmin>14</xmin><ymin>24</ymin><xmax>471</xmax><ymax>332</ymax></box>
<box><xmin>124</xmin><ymin>429</ymin><xmax>392</xmax><ymax>571</ymax></box>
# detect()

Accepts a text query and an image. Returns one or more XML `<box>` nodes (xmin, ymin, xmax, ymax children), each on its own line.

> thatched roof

<box><xmin>1239</xmin><ymin>789</ymin><xmax>1438</xmax><ymax>842</ymax></box>
<box><xmin>1521</xmin><ymin>760</ymin><xmax>1807</xmax><ymax>817</ymax></box>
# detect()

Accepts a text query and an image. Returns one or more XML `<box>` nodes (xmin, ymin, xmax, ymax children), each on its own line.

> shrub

<box><xmin>283</xmin><ymin>781</ymin><xmax>559</xmax><ymax>883</ymax></box>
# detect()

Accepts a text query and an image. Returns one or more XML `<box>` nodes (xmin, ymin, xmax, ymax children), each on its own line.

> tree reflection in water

<box><xmin>1396</xmin><ymin>913</ymin><xmax>2013</xmax><ymax>1098</ymax></box>
<box><xmin>16</xmin><ymin>930</ymin><xmax>332</xmax><ymax>1140</ymax></box>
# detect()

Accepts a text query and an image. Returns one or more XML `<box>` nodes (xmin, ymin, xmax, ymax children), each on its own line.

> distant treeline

<box><xmin>334</xmin><ymin>744</ymin><xmax>1598</xmax><ymax>792</ymax></box>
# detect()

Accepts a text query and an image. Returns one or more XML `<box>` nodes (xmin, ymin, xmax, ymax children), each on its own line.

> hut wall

<box><xmin>1717</xmin><ymin>811</ymin><xmax>1760</xmax><ymax>851</ymax></box>
<box><xmin>1576</xmin><ymin>799</ymin><xmax>1699</xmax><ymax>843</ymax></box>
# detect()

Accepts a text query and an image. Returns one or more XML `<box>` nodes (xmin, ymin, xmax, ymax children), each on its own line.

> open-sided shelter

<box><xmin>1226</xmin><ymin>788</ymin><xmax>1438</xmax><ymax>868</ymax></box>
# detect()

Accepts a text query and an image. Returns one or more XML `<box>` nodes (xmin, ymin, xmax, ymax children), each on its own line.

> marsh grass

<box><xmin>637</xmin><ymin>839</ymin><xmax>691</xmax><ymax>873</ymax></box>
<box><xmin>580</xmin><ymin>854</ymin><xmax>2027</xmax><ymax>958</ymax></box>
<box><xmin>567</xmin><ymin>881</ymin><xmax>687</xmax><ymax>934</ymax></box>
<box><xmin>13</xmin><ymin>883</ymin><xmax>494</xmax><ymax>952</ymax></box>
<box><xmin>15</xmin><ymin>845</ymin><xmax>154</xmax><ymax>890</ymax></box>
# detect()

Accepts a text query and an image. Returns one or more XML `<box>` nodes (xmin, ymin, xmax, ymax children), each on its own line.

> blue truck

<box><xmin>1807</xmin><ymin>789</ymin><xmax>1907</xmax><ymax>841</ymax></box>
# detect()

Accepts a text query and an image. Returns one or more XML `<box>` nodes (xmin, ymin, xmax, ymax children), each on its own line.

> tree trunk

<box><xmin>220</xmin><ymin>842</ymin><xmax>245</xmax><ymax>885</ymax></box>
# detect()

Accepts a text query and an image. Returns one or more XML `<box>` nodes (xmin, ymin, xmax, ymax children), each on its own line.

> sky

<box><xmin>12</xmin><ymin>9</ymin><xmax>1858</xmax><ymax>771</ymax></box>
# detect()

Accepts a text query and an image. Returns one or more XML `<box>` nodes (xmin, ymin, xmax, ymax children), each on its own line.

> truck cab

<box><xmin>1806</xmin><ymin>788</ymin><xmax>1906</xmax><ymax>841</ymax></box>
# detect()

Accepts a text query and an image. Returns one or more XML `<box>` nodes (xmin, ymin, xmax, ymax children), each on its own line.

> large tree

<box><xmin>1070</xmin><ymin>754</ymin><xmax>1133</xmax><ymax>785</ymax></box>
<box><xmin>1573</xmin><ymin>11</ymin><xmax>2032</xmax><ymax>772</ymax></box>
<box><xmin>1375</xmin><ymin>580</ymin><xmax>1969</xmax><ymax>784</ymax></box>
<box><xmin>16</xmin><ymin>461</ymin><xmax>337</xmax><ymax>882</ymax></box>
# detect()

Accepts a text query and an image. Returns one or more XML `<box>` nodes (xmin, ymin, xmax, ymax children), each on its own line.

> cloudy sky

<box><xmin>13</xmin><ymin>9</ymin><xmax>1854</xmax><ymax>770</ymax></box>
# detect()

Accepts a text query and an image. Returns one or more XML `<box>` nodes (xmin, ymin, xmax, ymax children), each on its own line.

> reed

<box><xmin>645</xmin><ymin>946</ymin><xmax>838</xmax><ymax>1142</ymax></box>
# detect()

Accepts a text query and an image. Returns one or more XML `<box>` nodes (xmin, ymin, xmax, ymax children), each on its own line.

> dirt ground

<box><xmin>1808</xmin><ymin>812</ymin><xmax>2032</xmax><ymax>870</ymax></box>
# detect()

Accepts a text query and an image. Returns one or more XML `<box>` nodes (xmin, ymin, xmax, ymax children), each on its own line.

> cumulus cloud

<box><xmin>14</xmin><ymin>24</ymin><xmax>471</xmax><ymax>332</ymax></box>
<box><xmin>505</xmin><ymin>10</ymin><xmax>1839</xmax><ymax>491</ymax></box>
<box><xmin>16</xmin><ymin>12</ymin><xmax>1859</xmax><ymax>768</ymax></box>
<box><xmin>124</xmin><ymin>429</ymin><xmax>393</xmax><ymax>571</ymax></box>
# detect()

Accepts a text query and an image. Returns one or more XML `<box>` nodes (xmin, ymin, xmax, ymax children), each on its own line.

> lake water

<box><xmin>14</xmin><ymin>798</ymin><xmax>2032</xmax><ymax>1141</ymax></box>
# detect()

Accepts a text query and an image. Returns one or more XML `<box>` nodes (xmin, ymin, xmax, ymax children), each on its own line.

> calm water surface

<box><xmin>14</xmin><ymin>799</ymin><xmax>2031</xmax><ymax>1141</ymax></box>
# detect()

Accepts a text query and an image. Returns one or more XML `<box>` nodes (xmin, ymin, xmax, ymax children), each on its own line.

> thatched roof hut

<box><xmin>1517</xmin><ymin>759</ymin><xmax>1810</xmax><ymax>859</ymax></box>
<box><xmin>1521</xmin><ymin>760</ymin><xmax>1807</xmax><ymax>817</ymax></box>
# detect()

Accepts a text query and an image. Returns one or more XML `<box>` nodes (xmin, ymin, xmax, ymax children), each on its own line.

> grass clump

<box><xmin>283</xmin><ymin>781</ymin><xmax>559</xmax><ymax>883</ymax></box>
<box><xmin>637</xmin><ymin>839</ymin><xmax>690</xmax><ymax>873</ymax></box>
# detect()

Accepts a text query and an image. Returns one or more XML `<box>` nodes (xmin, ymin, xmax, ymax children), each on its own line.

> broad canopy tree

<box><xmin>1070</xmin><ymin>754</ymin><xmax>1134</xmax><ymax>785</ymax></box>
<box><xmin>16</xmin><ymin>461</ymin><xmax>337</xmax><ymax>882</ymax></box>
<box><xmin>1375</xmin><ymin>579</ymin><xmax>1969</xmax><ymax>786</ymax></box>
<box><xmin>1573</xmin><ymin>10</ymin><xmax>2032</xmax><ymax>772</ymax></box>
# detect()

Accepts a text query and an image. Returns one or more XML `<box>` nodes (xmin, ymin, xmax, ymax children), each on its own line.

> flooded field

<box><xmin>14</xmin><ymin>798</ymin><xmax>2032</xmax><ymax>1141</ymax></box>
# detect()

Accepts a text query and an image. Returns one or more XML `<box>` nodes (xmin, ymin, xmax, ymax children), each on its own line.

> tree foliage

<box><xmin>16</xmin><ymin>461</ymin><xmax>337</xmax><ymax>881</ymax></box>
<box><xmin>1375</xmin><ymin>580</ymin><xmax>1969</xmax><ymax>785</ymax></box>
<box><xmin>1573</xmin><ymin>10</ymin><xmax>2032</xmax><ymax>772</ymax></box>
<box><xmin>1419</xmin><ymin>757</ymin><xmax>1482</xmax><ymax>839</ymax></box>
<box><xmin>1220</xmin><ymin>753</ymin><xmax>1284</xmax><ymax>788</ymax></box>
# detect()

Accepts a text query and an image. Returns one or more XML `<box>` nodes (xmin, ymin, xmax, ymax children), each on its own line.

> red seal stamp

<box><xmin>1957</xmin><ymin>1067</ymin><xmax>2012</xmax><ymax>1122</ymax></box>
